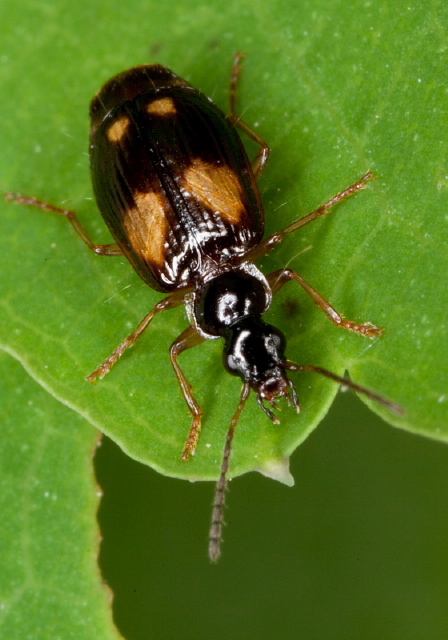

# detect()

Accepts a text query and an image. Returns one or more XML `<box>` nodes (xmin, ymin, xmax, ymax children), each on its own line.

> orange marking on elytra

<box><xmin>182</xmin><ymin>159</ymin><xmax>244</xmax><ymax>224</ymax></box>
<box><xmin>107</xmin><ymin>115</ymin><xmax>131</xmax><ymax>142</ymax></box>
<box><xmin>146</xmin><ymin>97</ymin><xmax>177</xmax><ymax>115</ymax></box>
<box><xmin>123</xmin><ymin>191</ymin><xmax>168</xmax><ymax>266</ymax></box>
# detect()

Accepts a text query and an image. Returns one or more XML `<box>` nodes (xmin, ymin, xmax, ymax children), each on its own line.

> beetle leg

<box><xmin>267</xmin><ymin>268</ymin><xmax>383</xmax><ymax>338</ymax></box>
<box><xmin>87</xmin><ymin>291</ymin><xmax>186</xmax><ymax>382</ymax></box>
<box><xmin>4</xmin><ymin>193</ymin><xmax>122</xmax><ymax>255</ymax></box>
<box><xmin>169</xmin><ymin>326</ymin><xmax>206</xmax><ymax>461</ymax></box>
<box><xmin>227</xmin><ymin>52</ymin><xmax>270</xmax><ymax>179</ymax></box>
<box><xmin>243</xmin><ymin>172</ymin><xmax>374</xmax><ymax>261</ymax></box>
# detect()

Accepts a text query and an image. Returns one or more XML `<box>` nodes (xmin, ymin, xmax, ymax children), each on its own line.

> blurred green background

<box><xmin>97</xmin><ymin>394</ymin><xmax>448</xmax><ymax>639</ymax></box>
<box><xmin>2</xmin><ymin>0</ymin><xmax>448</xmax><ymax>638</ymax></box>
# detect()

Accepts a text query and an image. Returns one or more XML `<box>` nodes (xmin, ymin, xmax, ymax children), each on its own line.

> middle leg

<box><xmin>267</xmin><ymin>268</ymin><xmax>382</xmax><ymax>338</ymax></box>
<box><xmin>87</xmin><ymin>290</ymin><xmax>186</xmax><ymax>382</ymax></box>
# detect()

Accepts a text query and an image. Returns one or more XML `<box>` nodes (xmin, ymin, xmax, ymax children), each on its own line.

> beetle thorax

<box><xmin>193</xmin><ymin>264</ymin><xmax>270</xmax><ymax>338</ymax></box>
<box><xmin>190</xmin><ymin>264</ymin><xmax>297</xmax><ymax>415</ymax></box>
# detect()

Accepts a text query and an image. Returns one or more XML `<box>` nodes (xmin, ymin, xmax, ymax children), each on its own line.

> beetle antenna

<box><xmin>284</xmin><ymin>361</ymin><xmax>404</xmax><ymax>415</ymax></box>
<box><xmin>209</xmin><ymin>381</ymin><xmax>251</xmax><ymax>562</ymax></box>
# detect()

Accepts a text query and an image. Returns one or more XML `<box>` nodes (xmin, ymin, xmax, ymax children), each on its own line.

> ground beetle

<box><xmin>6</xmin><ymin>54</ymin><xmax>402</xmax><ymax>561</ymax></box>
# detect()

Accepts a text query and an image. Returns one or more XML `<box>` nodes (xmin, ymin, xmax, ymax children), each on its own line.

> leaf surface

<box><xmin>1</xmin><ymin>0</ymin><xmax>446</xmax><ymax>484</ymax></box>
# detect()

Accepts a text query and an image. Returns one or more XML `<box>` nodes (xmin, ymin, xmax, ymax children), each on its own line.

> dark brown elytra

<box><xmin>5</xmin><ymin>54</ymin><xmax>402</xmax><ymax>562</ymax></box>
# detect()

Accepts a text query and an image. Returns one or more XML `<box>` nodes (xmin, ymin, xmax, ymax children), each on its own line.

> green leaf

<box><xmin>0</xmin><ymin>352</ymin><xmax>120</xmax><ymax>639</ymax></box>
<box><xmin>1</xmin><ymin>0</ymin><xmax>446</xmax><ymax>487</ymax></box>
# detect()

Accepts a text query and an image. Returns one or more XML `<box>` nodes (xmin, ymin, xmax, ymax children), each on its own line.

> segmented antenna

<box><xmin>284</xmin><ymin>362</ymin><xmax>404</xmax><ymax>415</ymax></box>
<box><xmin>208</xmin><ymin>364</ymin><xmax>402</xmax><ymax>562</ymax></box>
<box><xmin>209</xmin><ymin>382</ymin><xmax>250</xmax><ymax>562</ymax></box>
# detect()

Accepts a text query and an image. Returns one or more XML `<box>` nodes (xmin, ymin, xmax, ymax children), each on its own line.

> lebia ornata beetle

<box><xmin>6</xmin><ymin>54</ymin><xmax>402</xmax><ymax>561</ymax></box>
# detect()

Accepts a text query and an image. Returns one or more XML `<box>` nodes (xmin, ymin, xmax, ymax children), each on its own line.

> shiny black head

<box><xmin>222</xmin><ymin>316</ymin><xmax>298</xmax><ymax>420</ymax></box>
<box><xmin>195</xmin><ymin>267</ymin><xmax>299</xmax><ymax>420</ymax></box>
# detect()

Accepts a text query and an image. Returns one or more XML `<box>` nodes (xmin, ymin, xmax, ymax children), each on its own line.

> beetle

<box><xmin>6</xmin><ymin>54</ymin><xmax>402</xmax><ymax>561</ymax></box>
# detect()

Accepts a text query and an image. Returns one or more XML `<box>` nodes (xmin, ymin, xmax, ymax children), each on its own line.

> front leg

<box><xmin>169</xmin><ymin>326</ymin><xmax>206</xmax><ymax>460</ymax></box>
